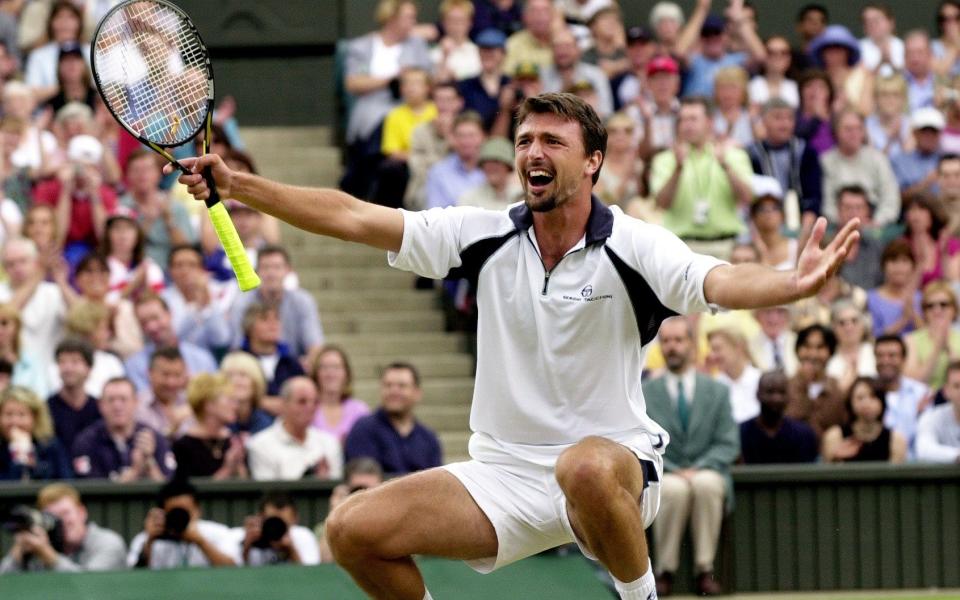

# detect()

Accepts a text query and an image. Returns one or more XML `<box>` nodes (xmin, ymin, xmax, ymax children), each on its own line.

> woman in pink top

<box><xmin>310</xmin><ymin>345</ymin><xmax>370</xmax><ymax>443</ymax></box>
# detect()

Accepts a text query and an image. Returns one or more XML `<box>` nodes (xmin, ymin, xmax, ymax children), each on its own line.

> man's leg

<box><xmin>326</xmin><ymin>468</ymin><xmax>498</xmax><ymax>600</ymax></box>
<box><xmin>688</xmin><ymin>469</ymin><xmax>725</xmax><ymax>574</ymax></box>
<box><xmin>653</xmin><ymin>473</ymin><xmax>693</xmax><ymax>575</ymax></box>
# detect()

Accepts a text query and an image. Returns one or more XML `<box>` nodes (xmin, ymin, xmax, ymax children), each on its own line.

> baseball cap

<box><xmin>626</xmin><ymin>26</ymin><xmax>652</xmax><ymax>45</ymax></box>
<box><xmin>475</xmin><ymin>28</ymin><xmax>506</xmax><ymax>49</ymax></box>
<box><xmin>701</xmin><ymin>14</ymin><xmax>726</xmax><ymax>36</ymax></box>
<box><xmin>478</xmin><ymin>137</ymin><xmax>514</xmax><ymax>168</ymax></box>
<box><xmin>513</xmin><ymin>61</ymin><xmax>540</xmax><ymax>80</ymax></box>
<box><xmin>67</xmin><ymin>135</ymin><xmax>103</xmax><ymax>165</ymax></box>
<box><xmin>646</xmin><ymin>55</ymin><xmax>679</xmax><ymax>77</ymax></box>
<box><xmin>752</xmin><ymin>175</ymin><xmax>784</xmax><ymax>201</ymax></box>
<box><xmin>910</xmin><ymin>107</ymin><xmax>946</xmax><ymax>131</ymax></box>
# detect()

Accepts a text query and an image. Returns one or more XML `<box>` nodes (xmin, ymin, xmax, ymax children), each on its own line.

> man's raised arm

<box><xmin>170</xmin><ymin>155</ymin><xmax>405</xmax><ymax>253</ymax></box>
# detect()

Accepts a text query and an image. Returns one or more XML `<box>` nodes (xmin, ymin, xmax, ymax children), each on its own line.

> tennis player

<box><xmin>174</xmin><ymin>93</ymin><xmax>858</xmax><ymax>600</ymax></box>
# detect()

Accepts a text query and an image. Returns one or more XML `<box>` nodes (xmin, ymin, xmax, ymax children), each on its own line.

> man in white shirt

<box><xmin>875</xmin><ymin>334</ymin><xmax>930</xmax><ymax>457</ymax></box>
<box><xmin>916</xmin><ymin>361</ymin><xmax>960</xmax><ymax>463</ymax></box>
<box><xmin>174</xmin><ymin>92</ymin><xmax>859</xmax><ymax>600</ymax></box>
<box><xmin>128</xmin><ymin>480</ymin><xmax>238</xmax><ymax>569</ymax></box>
<box><xmin>233</xmin><ymin>492</ymin><xmax>320</xmax><ymax>566</ymax></box>
<box><xmin>748</xmin><ymin>305</ymin><xmax>797</xmax><ymax>376</ymax></box>
<box><xmin>246</xmin><ymin>376</ymin><xmax>342</xmax><ymax>481</ymax></box>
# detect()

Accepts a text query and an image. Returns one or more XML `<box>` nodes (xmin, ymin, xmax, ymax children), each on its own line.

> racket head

<box><xmin>91</xmin><ymin>0</ymin><xmax>215</xmax><ymax>149</ymax></box>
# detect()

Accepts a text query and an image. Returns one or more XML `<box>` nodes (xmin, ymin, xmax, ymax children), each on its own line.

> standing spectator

<box><xmin>934</xmin><ymin>0</ymin><xmax>960</xmax><ymax>77</ymax></box>
<box><xmin>405</xmin><ymin>82</ymin><xmax>464</xmax><ymax>210</ymax></box>
<box><xmin>310</xmin><ymin>346</ymin><xmax>369</xmax><ymax>444</ymax></box>
<box><xmin>821</xmin><ymin>110</ymin><xmax>901</xmax><ymax>228</ymax></box>
<box><xmin>47</xmin><ymin>339</ymin><xmax>99</xmax><ymax>453</ymax></box>
<box><xmin>749</xmin><ymin>177</ymin><xmax>797</xmax><ymax>271</ymax></box>
<box><xmin>128</xmin><ymin>479</ymin><xmax>238</xmax><ymax>568</ymax></box>
<box><xmin>136</xmin><ymin>346</ymin><xmax>192</xmax><ymax>441</ymax></box>
<box><xmin>458</xmin><ymin>29</ymin><xmax>508</xmax><ymax>132</ymax></box>
<box><xmin>875</xmin><ymin>334</ymin><xmax>930</xmax><ymax>457</ymax></box>
<box><xmin>650</xmin><ymin>97</ymin><xmax>753</xmax><ymax>259</ymax></box>
<box><xmin>866</xmin><ymin>239</ymin><xmax>922</xmax><ymax>339</ymax></box>
<box><xmin>0</xmin><ymin>483</ymin><xmax>126</xmax><ymax>573</ymax></box>
<box><xmin>230</xmin><ymin>246</ymin><xmax>325</xmax><ymax>362</ymax></box>
<box><xmin>71</xmin><ymin>377</ymin><xmax>171</xmax><ymax>481</ymax></box>
<box><xmin>0</xmin><ymin>386</ymin><xmax>72</xmax><ymax>481</ymax></box>
<box><xmin>739</xmin><ymin>370</ymin><xmax>819</xmax><ymax>464</ymax></box>
<box><xmin>0</xmin><ymin>238</ymin><xmax>67</xmax><ymax>360</ymax></box>
<box><xmin>649</xmin><ymin>2</ymin><xmax>685</xmax><ymax>56</ymax></box>
<box><xmin>247</xmin><ymin>377</ymin><xmax>343</xmax><ymax>481</ymax></box>
<box><xmin>459</xmin><ymin>136</ymin><xmax>522</xmax><ymax>209</ymax></box>
<box><xmin>24</xmin><ymin>1</ymin><xmax>87</xmax><ymax>102</ymax></box>
<box><xmin>822</xmin><ymin>376</ymin><xmax>907</xmax><ymax>463</ymax></box>
<box><xmin>833</xmin><ymin>186</ymin><xmax>885</xmax><ymax>290</ymax></box>
<box><xmin>712</xmin><ymin>66</ymin><xmax>753</xmax><ymax>147</ymax></box>
<box><xmin>614</xmin><ymin>26</ymin><xmax>657</xmax><ymax>111</ymax></box>
<box><xmin>915</xmin><ymin>360</ymin><xmax>960</xmax><ymax>463</ymax></box>
<box><xmin>470</xmin><ymin>0</ymin><xmax>523</xmax><ymax>39</ymax></box>
<box><xmin>859</xmin><ymin>4</ymin><xmax>904</xmax><ymax>71</ymax></box>
<box><xmin>826</xmin><ymin>300</ymin><xmax>878</xmax><ymax>393</ymax></box>
<box><xmin>235</xmin><ymin>492</ymin><xmax>320</xmax><ymax>566</ymax></box>
<box><xmin>23</xmin><ymin>205</ymin><xmax>58</xmax><ymax>274</ymax></box>
<box><xmin>785</xmin><ymin>324</ymin><xmax>846</xmax><ymax>439</ymax></box>
<box><xmin>636</xmin><ymin>55</ymin><xmax>681</xmax><ymax>159</ymax></box>
<box><xmin>103</xmin><ymin>210</ymin><xmax>166</xmax><ymax>302</ymax></box>
<box><xmin>905</xmin><ymin>281</ymin><xmax>960</xmax><ymax>390</ymax></box>
<box><xmin>172</xmin><ymin>373</ymin><xmax>248</xmax><ymax>481</ymax></box>
<box><xmin>808</xmin><ymin>25</ymin><xmax>872</xmax><ymax>115</ymax></box>
<box><xmin>65</xmin><ymin>253</ymin><xmax>144</xmax><ymax>360</ymax></box>
<box><xmin>0</xmin><ymin>303</ymin><xmax>51</xmax><ymax>398</ymax></box>
<box><xmin>220</xmin><ymin>351</ymin><xmax>275</xmax><ymax>436</ymax></box>
<box><xmin>503</xmin><ymin>0</ymin><xmax>555</xmax><ymax>76</ymax></box>
<box><xmin>643</xmin><ymin>317</ymin><xmax>737</xmax><ymax>597</ymax></box>
<box><xmin>748</xmin><ymin>305</ymin><xmax>797</xmax><ymax>376</ymax></box>
<box><xmin>425</xmin><ymin>111</ymin><xmax>486</xmax><ymax>209</ymax></box>
<box><xmin>866</xmin><ymin>75</ymin><xmax>913</xmax><ymax>159</ymax></box>
<box><xmin>240</xmin><ymin>302</ymin><xmax>305</xmax><ymax>396</ymax></box>
<box><xmin>126</xmin><ymin>294</ymin><xmax>218</xmax><ymax>392</ymax></box>
<box><xmin>160</xmin><ymin>244</ymin><xmax>233</xmax><ymax>355</ymax></box>
<box><xmin>540</xmin><ymin>28</ymin><xmax>612</xmax><ymax>118</ymax></box>
<box><xmin>904</xmin><ymin>30</ymin><xmax>937</xmax><ymax>111</ymax></box>
<box><xmin>431</xmin><ymin>0</ymin><xmax>481</xmax><ymax>82</ymax></box>
<box><xmin>795</xmin><ymin>69</ymin><xmax>836</xmax><ymax>154</ymax></box>
<box><xmin>748</xmin><ymin>36</ymin><xmax>798</xmax><ymax>109</ymax></box>
<box><xmin>902</xmin><ymin>194</ymin><xmax>960</xmax><ymax>287</ymax></box>
<box><xmin>789</xmin><ymin>4</ymin><xmax>828</xmax><ymax>79</ymax></box>
<box><xmin>894</xmin><ymin>107</ymin><xmax>945</xmax><ymax>196</ymax></box>
<box><xmin>707</xmin><ymin>327</ymin><xmax>761</xmax><ymax>423</ymax></box>
<box><xmin>62</xmin><ymin>302</ymin><xmax>126</xmax><ymax>398</ymax></box>
<box><xmin>345</xmin><ymin>362</ymin><xmax>442</xmax><ymax>475</ymax></box>
<box><xmin>585</xmin><ymin>7</ymin><xmax>630</xmax><ymax>82</ymax></box>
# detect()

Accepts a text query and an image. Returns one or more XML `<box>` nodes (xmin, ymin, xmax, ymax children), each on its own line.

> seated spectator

<box><xmin>316</xmin><ymin>457</ymin><xmax>385</xmax><ymax>563</ymax></box>
<box><xmin>748</xmin><ymin>35</ymin><xmax>798</xmax><ymax>109</ymax></box>
<box><xmin>916</xmin><ymin>360</ymin><xmax>960</xmax><ymax>462</ymax></box>
<box><xmin>749</xmin><ymin>177</ymin><xmax>796</xmax><ymax>270</ymax></box>
<box><xmin>345</xmin><ymin>362</ymin><xmax>442</xmax><ymax>475</ymax></box>
<box><xmin>230</xmin><ymin>246</ymin><xmax>324</xmax><ymax>362</ymax></box>
<box><xmin>128</xmin><ymin>479</ymin><xmax>238</xmax><ymax>568</ymax></box>
<box><xmin>234</xmin><ymin>492</ymin><xmax>320</xmax><ymax>566</ymax></box>
<box><xmin>2</xmin><ymin>82</ymin><xmax>59</xmax><ymax>188</ymax></box>
<box><xmin>934</xmin><ymin>1</ymin><xmax>960</xmax><ymax>77</ymax></box>
<box><xmin>612</xmin><ymin>26</ymin><xmax>654</xmax><ymax>112</ymax></box>
<box><xmin>72</xmin><ymin>377</ymin><xmax>171</xmax><ymax>481</ymax></box>
<box><xmin>749</xmin><ymin>304</ymin><xmax>798</xmax><ymax>375</ymax></box>
<box><xmin>503</xmin><ymin>0</ymin><xmax>555</xmax><ymax>76</ymax></box>
<box><xmin>470</xmin><ymin>0</ymin><xmax>523</xmax><ymax>39</ymax></box>
<box><xmin>904</xmin><ymin>31</ymin><xmax>937</xmax><ymax>112</ymax></box>
<box><xmin>712</xmin><ymin>66</ymin><xmax>753</xmax><ymax>147</ymax></box>
<box><xmin>643</xmin><ymin>317</ymin><xmax>737</xmax><ymax>597</ymax></box>
<box><xmin>33</xmin><ymin>135</ymin><xmax>118</xmax><ymax>266</ymax></box>
<box><xmin>826</xmin><ymin>300</ymin><xmax>877</xmax><ymax>393</ymax></box>
<box><xmin>458</xmin><ymin>28</ymin><xmax>508</xmax><ymax>133</ymax></box>
<box><xmin>247</xmin><ymin>377</ymin><xmax>343</xmax><ymax>481</ymax></box>
<box><xmin>103</xmin><ymin>209</ymin><xmax>165</xmax><ymax>303</ymax></box>
<box><xmin>540</xmin><ymin>27</ymin><xmax>612</xmax><ymax>118</ymax></box>
<box><xmin>892</xmin><ymin>108</ymin><xmax>945</xmax><ymax>198</ymax></box>
<box><xmin>632</xmin><ymin>55</ymin><xmax>681</xmax><ymax>161</ymax></box>
<box><xmin>868</xmin><ymin>239</ymin><xmax>922</xmax><ymax>339</ymax></box>
<box><xmin>47</xmin><ymin>339</ymin><xmax>100</xmax><ymax>453</ymax></box>
<box><xmin>905</xmin><ymin>281</ymin><xmax>960</xmax><ymax>389</ymax></box>
<box><xmin>425</xmin><ymin>110</ymin><xmax>486</xmax><ymax>209</ymax></box>
<box><xmin>173</xmin><ymin>374</ymin><xmax>247</xmax><ymax>481</ymax></box>
<box><xmin>740</xmin><ymin>370</ymin><xmax>819</xmax><ymax>464</ymax></box>
<box><xmin>126</xmin><ymin>294</ymin><xmax>218</xmax><ymax>392</ymax></box>
<box><xmin>809</xmin><ymin>25</ymin><xmax>872</xmax><ymax>114</ymax></box>
<box><xmin>833</xmin><ymin>186</ymin><xmax>884</xmax><ymax>290</ymax></box>
<box><xmin>458</xmin><ymin>136</ymin><xmax>522</xmax><ymax>210</ymax></box>
<box><xmin>310</xmin><ymin>345</ymin><xmax>369</xmax><ymax>444</ymax></box>
<box><xmin>902</xmin><ymin>194</ymin><xmax>960</xmax><ymax>287</ymax></box>
<box><xmin>593</xmin><ymin>112</ymin><xmax>642</xmax><ymax>208</ymax></box>
<box><xmin>240</xmin><ymin>302</ymin><xmax>305</xmax><ymax>396</ymax></box>
<box><xmin>865</xmin><ymin>74</ymin><xmax>912</xmax><ymax>159</ymax></box>
<box><xmin>491</xmin><ymin>61</ymin><xmax>543</xmax><ymax>140</ymax></box>
<box><xmin>430</xmin><ymin>0</ymin><xmax>481</xmax><ymax>82</ymax></box>
<box><xmin>65</xmin><ymin>253</ymin><xmax>143</xmax><ymax>359</ymax></box>
<box><xmin>875</xmin><ymin>335</ymin><xmax>931</xmax><ymax>458</ymax></box>
<box><xmin>822</xmin><ymin>376</ymin><xmax>907</xmax><ymax>463</ymax></box>
<box><xmin>0</xmin><ymin>386</ymin><xmax>72</xmax><ymax>481</ymax></box>
<box><xmin>940</xmin><ymin>154</ymin><xmax>960</xmax><ymax>235</ymax></box>
<box><xmin>0</xmin><ymin>483</ymin><xmax>125</xmax><ymax>573</ymax></box>
<box><xmin>220</xmin><ymin>351</ymin><xmax>275</xmax><ymax>436</ymax></box>
<box><xmin>785</xmin><ymin>324</ymin><xmax>846</xmax><ymax>439</ymax></box>
<box><xmin>650</xmin><ymin>96</ymin><xmax>753</xmax><ymax>259</ymax></box>
<box><xmin>859</xmin><ymin>4</ymin><xmax>903</xmax><ymax>71</ymax></box>
<box><xmin>62</xmin><ymin>302</ymin><xmax>126</xmax><ymax>397</ymax></box>
<box><xmin>707</xmin><ymin>327</ymin><xmax>761</xmax><ymax>423</ymax></box>
<box><xmin>649</xmin><ymin>1</ymin><xmax>684</xmax><ymax>56</ymax></box>
<box><xmin>404</xmin><ymin>81</ymin><xmax>463</xmax><ymax>209</ymax></box>
<box><xmin>119</xmin><ymin>149</ymin><xmax>196</xmax><ymax>269</ymax></box>
<box><xmin>795</xmin><ymin>69</ymin><xmax>836</xmax><ymax>154</ymax></box>
<box><xmin>45</xmin><ymin>43</ymin><xmax>96</xmax><ymax>113</ymax></box>
<box><xmin>160</xmin><ymin>244</ymin><xmax>233</xmax><ymax>355</ymax></box>
<box><xmin>585</xmin><ymin>7</ymin><xmax>630</xmax><ymax>82</ymax></box>
<box><xmin>136</xmin><ymin>346</ymin><xmax>192</xmax><ymax>441</ymax></box>
<box><xmin>23</xmin><ymin>205</ymin><xmax>59</xmax><ymax>274</ymax></box>
<box><xmin>24</xmin><ymin>1</ymin><xmax>87</xmax><ymax>103</ymax></box>
<box><xmin>0</xmin><ymin>303</ymin><xmax>52</xmax><ymax>398</ymax></box>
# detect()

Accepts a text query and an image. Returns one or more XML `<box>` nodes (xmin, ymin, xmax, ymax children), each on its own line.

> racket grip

<box><xmin>208</xmin><ymin>202</ymin><xmax>261</xmax><ymax>291</ymax></box>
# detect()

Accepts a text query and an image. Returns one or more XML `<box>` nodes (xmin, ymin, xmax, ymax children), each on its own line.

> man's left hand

<box><xmin>793</xmin><ymin>217</ymin><xmax>860</xmax><ymax>299</ymax></box>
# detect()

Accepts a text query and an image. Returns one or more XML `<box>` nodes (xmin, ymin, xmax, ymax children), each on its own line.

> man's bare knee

<box><xmin>556</xmin><ymin>437</ymin><xmax>623</xmax><ymax>505</ymax></box>
<box><xmin>326</xmin><ymin>496</ymin><xmax>382</xmax><ymax>565</ymax></box>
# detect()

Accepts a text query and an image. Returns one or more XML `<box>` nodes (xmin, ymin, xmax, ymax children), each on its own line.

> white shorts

<box><xmin>442</xmin><ymin>433</ymin><xmax>663</xmax><ymax>574</ymax></box>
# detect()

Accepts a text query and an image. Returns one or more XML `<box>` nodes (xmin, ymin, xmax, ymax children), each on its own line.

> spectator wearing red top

<box><xmin>33</xmin><ymin>135</ymin><xmax>117</xmax><ymax>267</ymax></box>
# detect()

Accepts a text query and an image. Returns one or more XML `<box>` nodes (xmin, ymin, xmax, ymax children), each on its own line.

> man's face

<box><xmin>763</xmin><ymin>108</ymin><xmax>795</xmax><ymax>145</ymax></box>
<box><xmin>126</xmin><ymin>155</ymin><xmax>161</xmax><ymax>196</ymax></box>
<box><xmin>135</xmin><ymin>300</ymin><xmax>173</xmax><ymax>345</ymax></box>
<box><xmin>400</xmin><ymin>70</ymin><xmax>430</xmax><ymax>105</ymax></box>
<box><xmin>797</xmin><ymin>330</ymin><xmax>831</xmax><ymax>378</ymax></box>
<box><xmin>701</xmin><ymin>32</ymin><xmax>726</xmax><ymax>59</ymax></box>
<box><xmin>798</xmin><ymin>9</ymin><xmax>827</xmax><ymax>41</ymax></box>
<box><xmin>905</xmin><ymin>36</ymin><xmax>932</xmax><ymax>77</ymax></box>
<box><xmin>43</xmin><ymin>497</ymin><xmax>87</xmax><ymax>548</ymax></box>
<box><xmin>515</xmin><ymin>113</ymin><xmax>596</xmax><ymax>213</ymax></box>
<box><xmin>659</xmin><ymin>319</ymin><xmax>693</xmax><ymax>372</ymax></box>
<box><xmin>915</xmin><ymin>128</ymin><xmax>941</xmax><ymax>154</ymax></box>
<box><xmin>939</xmin><ymin>159</ymin><xmax>960</xmax><ymax>197</ymax></box>
<box><xmin>168</xmin><ymin>249</ymin><xmax>202</xmax><ymax>290</ymax></box>
<box><xmin>756</xmin><ymin>372</ymin><xmax>789</xmax><ymax>413</ymax></box>
<box><xmin>874</xmin><ymin>340</ymin><xmax>905</xmax><ymax>382</ymax></box>
<box><xmin>837</xmin><ymin>193</ymin><xmax>871</xmax><ymax>225</ymax></box>
<box><xmin>862</xmin><ymin>7</ymin><xmax>893</xmax><ymax>41</ymax></box>
<box><xmin>251</xmin><ymin>310</ymin><xmax>282</xmax><ymax>346</ymax></box>
<box><xmin>944</xmin><ymin>370</ymin><xmax>960</xmax><ymax>408</ymax></box>
<box><xmin>283</xmin><ymin>378</ymin><xmax>318</xmax><ymax>429</ymax></box>
<box><xmin>380</xmin><ymin>368</ymin><xmax>420</xmax><ymax>418</ymax></box>
<box><xmin>482</xmin><ymin>160</ymin><xmax>513</xmax><ymax>189</ymax></box>
<box><xmin>433</xmin><ymin>86</ymin><xmax>464</xmax><ymax>117</ymax></box>
<box><xmin>523</xmin><ymin>0</ymin><xmax>553</xmax><ymax>37</ymax></box>
<box><xmin>149</xmin><ymin>357</ymin><xmax>188</xmax><ymax>402</ymax></box>
<box><xmin>75</xmin><ymin>262</ymin><xmax>110</xmax><ymax>300</ymax></box>
<box><xmin>552</xmin><ymin>31</ymin><xmax>579</xmax><ymax>70</ymax></box>
<box><xmin>1</xmin><ymin>245</ymin><xmax>35</xmax><ymax>286</ymax></box>
<box><xmin>707</xmin><ymin>335</ymin><xmax>734</xmax><ymax>372</ymax></box>
<box><xmin>257</xmin><ymin>253</ymin><xmax>290</xmax><ymax>292</ymax></box>
<box><xmin>98</xmin><ymin>381</ymin><xmax>137</xmax><ymax>430</ymax></box>
<box><xmin>626</xmin><ymin>40</ymin><xmax>655</xmax><ymax>70</ymax></box>
<box><xmin>452</xmin><ymin>121</ymin><xmax>485</xmax><ymax>164</ymax></box>
<box><xmin>677</xmin><ymin>103</ymin><xmax>710</xmax><ymax>146</ymax></box>
<box><xmin>478</xmin><ymin>46</ymin><xmax>504</xmax><ymax>74</ymax></box>
<box><xmin>755</xmin><ymin>307</ymin><xmax>789</xmax><ymax>338</ymax></box>
<box><xmin>836</xmin><ymin>113</ymin><xmax>865</xmax><ymax>154</ymax></box>
<box><xmin>57</xmin><ymin>352</ymin><xmax>90</xmax><ymax>389</ymax></box>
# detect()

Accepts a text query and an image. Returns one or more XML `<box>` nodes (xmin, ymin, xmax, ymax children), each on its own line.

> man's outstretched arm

<box><xmin>170</xmin><ymin>155</ymin><xmax>404</xmax><ymax>253</ymax></box>
<box><xmin>703</xmin><ymin>218</ymin><xmax>860</xmax><ymax>309</ymax></box>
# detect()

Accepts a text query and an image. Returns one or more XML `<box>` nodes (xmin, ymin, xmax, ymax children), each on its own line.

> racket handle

<box><xmin>208</xmin><ymin>202</ymin><xmax>261</xmax><ymax>291</ymax></box>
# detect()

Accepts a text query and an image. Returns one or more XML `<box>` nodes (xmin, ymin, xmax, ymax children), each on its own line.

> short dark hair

<box><xmin>259</xmin><ymin>491</ymin><xmax>296</xmax><ymax>514</ymax></box>
<box><xmin>243</xmin><ymin>301</ymin><xmax>278</xmax><ymax>336</ymax></box>
<box><xmin>516</xmin><ymin>93</ymin><xmax>607</xmax><ymax>184</ymax></box>
<box><xmin>874</xmin><ymin>334</ymin><xmax>906</xmax><ymax>358</ymax></box>
<box><xmin>125</xmin><ymin>148</ymin><xmax>159</xmax><ymax>172</ymax></box>
<box><xmin>836</xmin><ymin>185</ymin><xmax>872</xmax><ymax>214</ymax></box>
<box><xmin>432</xmin><ymin>80</ymin><xmax>461</xmax><ymax>98</ymax></box>
<box><xmin>149</xmin><ymin>345</ymin><xmax>184</xmax><ymax>369</ymax></box>
<box><xmin>844</xmin><ymin>376</ymin><xmax>887</xmax><ymax>421</ymax></box>
<box><xmin>938</xmin><ymin>153</ymin><xmax>960</xmax><ymax>171</ymax></box>
<box><xmin>102</xmin><ymin>376</ymin><xmax>137</xmax><ymax>396</ymax></box>
<box><xmin>798</xmin><ymin>69</ymin><xmax>835</xmax><ymax>106</ymax></box>
<box><xmin>382</xmin><ymin>361</ymin><xmax>421</xmax><ymax>388</ymax></box>
<box><xmin>796</xmin><ymin>323</ymin><xmax>838</xmax><ymax>355</ymax></box>
<box><xmin>257</xmin><ymin>244</ymin><xmax>291</xmax><ymax>268</ymax></box>
<box><xmin>797</xmin><ymin>3</ymin><xmax>828</xmax><ymax>22</ymax></box>
<box><xmin>880</xmin><ymin>238</ymin><xmax>915</xmax><ymax>267</ymax></box>
<box><xmin>904</xmin><ymin>193</ymin><xmax>949</xmax><ymax>239</ymax></box>
<box><xmin>167</xmin><ymin>243</ymin><xmax>204</xmax><ymax>268</ymax></box>
<box><xmin>134</xmin><ymin>292</ymin><xmax>170</xmax><ymax>313</ymax></box>
<box><xmin>452</xmin><ymin>109</ymin><xmax>484</xmax><ymax>131</ymax></box>
<box><xmin>679</xmin><ymin>95</ymin><xmax>713</xmax><ymax>115</ymax></box>
<box><xmin>55</xmin><ymin>338</ymin><xmax>94</xmax><ymax>368</ymax></box>
<box><xmin>157</xmin><ymin>478</ymin><xmax>197</xmax><ymax>507</ymax></box>
<box><xmin>76</xmin><ymin>253</ymin><xmax>109</xmax><ymax>274</ymax></box>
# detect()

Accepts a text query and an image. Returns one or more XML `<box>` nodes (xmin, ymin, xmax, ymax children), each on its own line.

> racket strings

<box><xmin>93</xmin><ymin>0</ymin><xmax>210</xmax><ymax>146</ymax></box>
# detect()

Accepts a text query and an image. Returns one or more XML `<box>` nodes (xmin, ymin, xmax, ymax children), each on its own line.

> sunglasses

<box><xmin>923</xmin><ymin>300</ymin><xmax>953</xmax><ymax>310</ymax></box>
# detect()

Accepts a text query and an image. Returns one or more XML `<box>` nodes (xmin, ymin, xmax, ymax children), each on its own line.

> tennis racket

<box><xmin>90</xmin><ymin>0</ymin><xmax>260</xmax><ymax>291</ymax></box>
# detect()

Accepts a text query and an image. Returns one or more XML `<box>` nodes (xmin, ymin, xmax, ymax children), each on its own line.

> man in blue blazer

<box><xmin>643</xmin><ymin>317</ymin><xmax>739</xmax><ymax>597</ymax></box>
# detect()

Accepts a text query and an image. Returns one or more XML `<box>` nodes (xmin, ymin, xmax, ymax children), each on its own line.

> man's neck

<box><xmin>282</xmin><ymin>419</ymin><xmax>308</xmax><ymax>443</ymax></box>
<box><xmin>249</xmin><ymin>339</ymin><xmax>277</xmax><ymax>356</ymax></box>
<box><xmin>757</xmin><ymin>412</ymin><xmax>784</xmax><ymax>432</ymax></box>
<box><xmin>108</xmin><ymin>422</ymin><xmax>136</xmax><ymax>440</ymax></box>
<box><xmin>388</xmin><ymin>412</ymin><xmax>416</xmax><ymax>437</ymax></box>
<box><xmin>667</xmin><ymin>365</ymin><xmax>692</xmax><ymax>378</ymax></box>
<box><xmin>531</xmin><ymin>191</ymin><xmax>592</xmax><ymax>267</ymax></box>
<box><xmin>260</xmin><ymin>287</ymin><xmax>284</xmax><ymax>304</ymax></box>
<box><xmin>60</xmin><ymin>385</ymin><xmax>88</xmax><ymax>409</ymax></box>
<box><xmin>883</xmin><ymin>375</ymin><xmax>902</xmax><ymax>392</ymax></box>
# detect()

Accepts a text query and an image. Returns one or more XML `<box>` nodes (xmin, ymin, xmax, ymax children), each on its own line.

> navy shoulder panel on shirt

<box><xmin>604</xmin><ymin>246</ymin><xmax>678</xmax><ymax>345</ymax></box>
<box><xmin>447</xmin><ymin>228</ymin><xmax>520</xmax><ymax>290</ymax></box>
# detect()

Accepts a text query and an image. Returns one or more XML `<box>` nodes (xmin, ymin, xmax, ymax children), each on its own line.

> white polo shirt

<box><xmin>389</xmin><ymin>198</ymin><xmax>725</xmax><ymax>466</ymax></box>
<box><xmin>246</xmin><ymin>421</ymin><xmax>343</xmax><ymax>481</ymax></box>
<box><xmin>126</xmin><ymin>520</ymin><xmax>239</xmax><ymax>568</ymax></box>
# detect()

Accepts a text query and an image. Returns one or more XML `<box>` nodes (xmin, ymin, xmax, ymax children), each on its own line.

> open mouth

<box><xmin>527</xmin><ymin>169</ymin><xmax>555</xmax><ymax>191</ymax></box>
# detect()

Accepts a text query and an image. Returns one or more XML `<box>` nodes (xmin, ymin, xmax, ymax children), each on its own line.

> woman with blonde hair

<box><xmin>220</xmin><ymin>351</ymin><xmax>274</xmax><ymax>435</ymax></box>
<box><xmin>172</xmin><ymin>373</ymin><xmax>248</xmax><ymax>480</ymax></box>
<box><xmin>0</xmin><ymin>303</ymin><xmax>50</xmax><ymax>398</ymax></box>
<box><xmin>430</xmin><ymin>0</ymin><xmax>481</xmax><ymax>82</ymax></box>
<box><xmin>826</xmin><ymin>300</ymin><xmax>878</xmax><ymax>393</ymax></box>
<box><xmin>712</xmin><ymin>66</ymin><xmax>754</xmax><ymax>147</ymax></box>
<box><xmin>310</xmin><ymin>345</ymin><xmax>370</xmax><ymax>443</ymax></box>
<box><xmin>0</xmin><ymin>385</ymin><xmax>72</xmax><ymax>480</ymax></box>
<box><xmin>594</xmin><ymin>112</ymin><xmax>643</xmax><ymax>207</ymax></box>
<box><xmin>905</xmin><ymin>280</ymin><xmax>960</xmax><ymax>388</ymax></box>
<box><xmin>706</xmin><ymin>327</ymin><xmax>762</xmax><ymax>423</ymax></box>
<box><xmin>865</xmin><ymin>74</ymin><xmax>913</xmax><ymax>157</ymax></box>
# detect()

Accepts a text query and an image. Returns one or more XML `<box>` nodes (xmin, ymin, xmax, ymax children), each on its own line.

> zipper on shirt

<box><xmin>525</xmin><ymin>232</ymin><xmax>586</xmax><ymax>296</ymax></box>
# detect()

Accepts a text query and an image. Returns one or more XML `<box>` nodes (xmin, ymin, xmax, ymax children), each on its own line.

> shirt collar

<box><xmin>508</xmin><ymin>195</ymin><xmax>613</xmax><ymax>246</ymax></box>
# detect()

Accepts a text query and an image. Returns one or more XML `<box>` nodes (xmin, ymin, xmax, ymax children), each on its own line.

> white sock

<box><xmin>423</xmin><ymin>590</ymin><xmax>433</xmax><ymax>600</ymax></box>
<box><xmin>613</xmin><ymin>560</ymin><xmax>657</xmax><ymax>600</ymax></box>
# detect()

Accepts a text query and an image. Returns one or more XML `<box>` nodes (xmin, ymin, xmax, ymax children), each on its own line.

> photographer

<box><xmin>127</xmin><ymin>479</ymin><xmax>238</xmax><ymax>569</ymax></box>
<box><xmin>234</xmin><ymin>492</ymin><xmax>319</xmax><ymax>566</ymax></box>
<box><xmin>0</xmin><ymin>483</ymin><xmax>126</xmax><ymax>573</ymax></box>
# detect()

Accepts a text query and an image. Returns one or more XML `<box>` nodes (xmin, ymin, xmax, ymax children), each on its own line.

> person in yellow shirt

<box><xmin>504</xmin><ymin>0</ymin><xmax>556</xmax><ymax>76</ymax></box>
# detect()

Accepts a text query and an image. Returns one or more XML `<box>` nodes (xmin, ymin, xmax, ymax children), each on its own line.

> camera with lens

<box><xmin>252</xmin><ymin>516</ymin><xmax>288</xmax><ymax>549</ymax></box>
<box><xmin>157</xmin><ymin>507</ymin><xmax>191</xmax><ymax>541</ymax></box>
<box><xmin>2</xmin><ymin>505</ymin><xmax>65</xmax><ymax>553</ymax></box>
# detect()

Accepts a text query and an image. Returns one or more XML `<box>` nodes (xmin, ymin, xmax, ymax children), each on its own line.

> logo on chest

<box><xmin>561</xmin><ymin>284</ymin><xmax>613</xmax><ymax>303</ymax></box>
